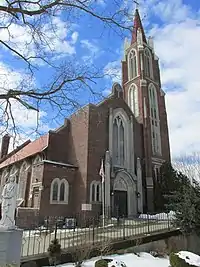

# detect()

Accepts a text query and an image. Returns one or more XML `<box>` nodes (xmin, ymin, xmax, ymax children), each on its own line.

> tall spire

<box><xmin>131</xmin><ymin>8</ymin><xmax>147</xmax><ymax>44</ymax></box>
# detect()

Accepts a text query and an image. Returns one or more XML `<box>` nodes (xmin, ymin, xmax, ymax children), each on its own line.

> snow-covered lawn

<box><xmin>45</xmin><ymin>253</ymin><xmax>169</xmax><ymax>267</ymax></box>
<box><xmin>45</xmin><ymin>251</ymin><xmax>200</xmax><ymax>267</ymax></box>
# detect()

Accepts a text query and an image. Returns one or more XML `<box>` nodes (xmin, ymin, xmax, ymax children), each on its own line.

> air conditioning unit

<box><xmin>64</xmin><ymin>218</ymin><xmax>76</xmax><ymax>229</ymax></box>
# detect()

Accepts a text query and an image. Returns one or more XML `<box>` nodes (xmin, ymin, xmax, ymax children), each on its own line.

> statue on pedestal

<box><xmin>0</xmin><ymin>174</ymin><xmax>17</xmax><ymax>230</ymax></box>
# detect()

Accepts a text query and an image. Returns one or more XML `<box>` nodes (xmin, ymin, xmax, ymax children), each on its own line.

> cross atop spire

<box><xmin>131</xmin><ymin>7</ymin><xmax>147</xmax><ymax>44</ymax></box>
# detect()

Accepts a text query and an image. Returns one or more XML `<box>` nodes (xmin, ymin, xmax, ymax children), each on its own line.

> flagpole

<box><xmin>99</xmin><ymin>159</ymin><xmax>105</xmax><ymax>228</ymax></box>
<box><xmin>102</xmin><ymin>178</ymin><xmax>105</xmax><ymax>228</ymax></box>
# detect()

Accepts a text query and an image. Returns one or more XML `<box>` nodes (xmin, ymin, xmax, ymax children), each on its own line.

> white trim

<box><xmin>20</xmin><ymin>161</ymin><xmax>30</xmax><ymax>172</ymax></box>
<box><xmin>144</xmin><ymin>48</ymin><xmax>153</xmax><ymax>79</ymax></box>
<box><xmin>148</xmin><ymin>83</ymin><xmax>162</xmax><ymax>156</ymax></box>
<box><xmin>50</xmin><ymin>178</ymin><xmax>69</xmax><ymax>204</ymax></box>
<box><xmin>112</xmin><ymin>109</ymin><xmax>130</xmax><ymax>169</ymax></box>
<box><xmin>109</xmin><ymin>108</ymin><xmax>113</xmax><ymax>160</ymax></box>
<box><xmin>152</xmin><ymin>157</ymin><xmax>165</xmax><ymax>164</ymax></box>
<box><xmin>90</xmin><ymin>180</ymin><xmax>101</xmax><ymax>203</ymax></box>
<box><xmin>154</xmin><ymin>165</ymin><xmax>161</xmax><ymax>181</ymax></box>
<box><xmin>128</xmin><ymin>84</ymin><xmax>139</xmax><ymax>117</ymax></box>
<box><xmin>43</xmin><ymin>160</ymin><xmax>75</xmax><ymax>168</ymax></box>
<box><xmin>10</xmin><ymin>165</ymin><xmax>18</xmax><ymax>175</ymax></box>
<box><xmin>128</xmin><ymin>49</ymin><xmax>138</xmax><ymax>81</ymax></box>
<box><xmin>33</xmin><ymin>154</ymin><xmax>42</xmax><ymax>165</ymax></box>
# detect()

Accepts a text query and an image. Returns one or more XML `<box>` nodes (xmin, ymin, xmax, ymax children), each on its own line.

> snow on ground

<box><xmin>45</xmin><ymin>252</ymin><xmax>170</xmax><ymax>267</ymax></box>
<box><xmin>177</xmin><ymin>251</ymin><xmax>200</xmax><ymax>266</ymax></box>
<box><xmin>139</xmin><ymin>211</ymin><xmax>176</xmax><ymax>221</ymax></box>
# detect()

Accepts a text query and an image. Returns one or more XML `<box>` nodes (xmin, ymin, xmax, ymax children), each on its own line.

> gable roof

<box><xmin>0</xmin><ymin>134</ymin><xmax>49</xmax><ymax>169</ymax></box>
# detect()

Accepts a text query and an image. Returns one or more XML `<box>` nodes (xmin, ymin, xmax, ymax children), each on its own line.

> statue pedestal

<box><xmin>0</xmin><ymin>229</ymin><xmax>23</xmax><ymax>267</ymax></box>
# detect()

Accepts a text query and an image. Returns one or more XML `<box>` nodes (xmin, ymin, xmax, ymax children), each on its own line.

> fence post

<box><xmin>54</xmin><ymin>221</ymin><xmax>58</xmax><ymax>240</ymax></box>
<box><xmin>147</xmin><ymin>213</ymin><xmax>150</xmax><ymax>234</ymax></box>
<box><xmin>92</xmin><ymin>219</ymin><xmax>95</xmax><ymax>245</ymax></box>
<box><xmin>167</xmin><ymin>212</ymin><xmax>170</xmax><ymax>230</ymax></box>
<box><xmin>123</xmin><ymin>216</ymin><xmax>125</xmax><ymax>240</ymax></box>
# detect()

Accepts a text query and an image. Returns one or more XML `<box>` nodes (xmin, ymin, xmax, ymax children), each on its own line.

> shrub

<box><xmin>95</xmin><ymin>259</ymin><xmax>112</xmax><ymax>267</ymax></box>
<box><xmin>169</xmin><ymin>252</ymin><xmax>197</xmax><ymax>267</ymax></box>
<box><xmin>47</xmin><ymin>239</ymin><xmax>61</xmax><ymax>266</ymax></box>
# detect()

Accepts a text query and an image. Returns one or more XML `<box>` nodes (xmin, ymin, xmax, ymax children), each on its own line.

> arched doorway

<box><xmin>113</xmin><ymin>171</ymin><xmax>136</xmax><ymax>218</ymax></box>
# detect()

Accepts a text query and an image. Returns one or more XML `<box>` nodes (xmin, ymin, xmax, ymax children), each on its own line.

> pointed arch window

<box><xmin>149</xmin><ymin>84</ymin><xmax>161</xmax><ymax>155</ymax></box>
<box><xmin>10</xmin><ymin>165</ymin><xmax>18</xmax><ymax>175</ymax></box>
<box><xmin>0</xmin><ymin>169</ymin><xmax>9</xmax><ymax>194</ymax></box>
<box><xmin>91</xmin><ymin>183</ymin><xmax>96</xmax><ymax>201</ymax></box>
<box><xmin>119</xmin><ymin>121</ymin><xmax>125</xmax><ymax>166</ymax></box>
<box><xmin>113</xmin><ymin>119</ymin><xmax>118</xmax><ymax>164</ymax></box>
<box><xmin>128</xmin><ymin>84</ymin><xmax>139</xmax><ymax>117</ymax></box>
<box><xmin>112</xmin><ymin>113</ymin><xmax>129</xmax><ymax>167</ymax></box>
<box><xmin>33</xmin><ymin>154</ymin><xmax>42</xmax><ymax>165</ymax></box>
<box><xmin>144</xmin><ymin>48</ymin><xmax>153</xmax><ymax>78</ymax></box>
<box><xmin>59</xmin><ymin>182</ymin><xmax>65</xmax><ymax>201</ymax></box>
<box><xmin>90</xmin><ymin>181</ymin><xmax>101</xmax><ymax>202</ymax></box>
<box><xmin>52</xmin><ymin>180</ymin><xmax>59</xmax><ymax>201</ymax></box>
<box><xmin>128</xmin><ymin>49</ymin><xmax>137</xmax><ymax>80</ymax></box>
<box><xmin>50</xmin><ymin>178</ymin><xmax>69</xmax><ymax>204</ymax></box>
<box><xmin>96</xmin><ymin>184</ymin><xmax>100</xmax><ymax>202</ymax></box>
<box><xmin>113</xmin><ymin>116</ymin><xmax>126</xmax><ymax>166</ymax></box>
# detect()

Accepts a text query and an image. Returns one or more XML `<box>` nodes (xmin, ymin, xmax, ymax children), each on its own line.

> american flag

<box><xmin>99</xmin><ymin>159</ymin><xmax>105</xmax><ymax>183</ymax></box>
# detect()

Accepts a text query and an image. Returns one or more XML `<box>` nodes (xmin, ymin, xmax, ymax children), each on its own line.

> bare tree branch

<box><xmin>0</xmin><ymin>0</ymin><xmax>134</xmax><ymax>142</ymax></box>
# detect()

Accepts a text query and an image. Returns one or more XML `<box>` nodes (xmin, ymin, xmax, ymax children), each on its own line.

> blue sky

<box><xmin>1</xmin><ymin>0</ymin><xmax>200</xmax><ymax>159</ymax></box>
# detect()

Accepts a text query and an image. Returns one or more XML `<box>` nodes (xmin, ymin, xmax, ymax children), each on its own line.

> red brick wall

<box><xmin>159</xmin><ymin>94</ymin><xmax>171</xmax><ymax>162</ymax></box>
<box><xmin>40</xmin><ymin>162</ymin><xmax>76</xmax><ymax>217</ymax></box>
<box><xmin>0</xmin><ymin>134</ymin><xmax>10</xmax><ymax>159</ymax></box>
<box><xmin>28</xmin><ymin>163</ymin><xmax>44</xmax><ymax>208</ymax></box>
<box><xmin>46</xmin><ymin>120</ymin><xmax>69</xmax><ymax>163</ymax></box>
<box><xmin>86</xmin><ymin>96</ymin><xmax>143</xmax><ymax>204</ymax></box>
<box><xmin>67</xmin><ymin>106</ymin><xmax>90</xmax><ymax>213</ymax></box>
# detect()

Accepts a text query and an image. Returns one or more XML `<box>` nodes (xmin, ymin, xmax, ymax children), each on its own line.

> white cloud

<box><xmin>81</xmin><ymin>40</ymin><xmax>99</xmax><ymax>54</ymax></box>
<box><xmin>151</xmin><ymin>0</ymin><xmax>192</xmax><ymax>23</ymax></box>
<box><xmin>96</xmin><ymin>0</ymin><xmax>106</xmax><ymax>6</ymax></box>
<box><xmin>71</xmin><ymin>32</ymin><xmax>79</xmax><ymax>44</ymax></box>
<box><xmin>0</xmin><ymin>16</ymin><xmax>77</xmax><ymax>61</ymax></box>
<box><xmin>80</xmin><ymin>39</ymin><xmax>101</xmax><ymax>64</ymax></box>
<box><xmin>0</xmin><ymin>62</ymin><xmax>47</xmax><ymax>138</ymax></box>
<box><xmin>103</xmin><ymin>60</ymin><xmax>121</xmax><ymax>84</ymax></box>
<box><xmin>147</xmin><ymin>3</ymin><xmax>200</xmax><ymax>158</ymax></box>
<box><xmin>119</xmin><ymin>0</ymin><xmax>200</xmax><ymax>158</ymax></box>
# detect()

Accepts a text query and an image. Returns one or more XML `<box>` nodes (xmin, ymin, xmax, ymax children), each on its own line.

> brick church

<box><xmin>0</xmin><ymin>9</ymin><xmax>170</xmax><ymax>225</ymax></box>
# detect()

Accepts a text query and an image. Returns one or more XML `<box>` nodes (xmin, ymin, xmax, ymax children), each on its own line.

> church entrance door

<box><xmin>114</xmin><ymin>190</ymin><xmax>128</xmax><ymax>218</ymax></box>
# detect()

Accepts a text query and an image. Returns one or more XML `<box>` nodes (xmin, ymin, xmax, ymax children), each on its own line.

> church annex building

<box><xmin>0</xmin><ymin>9</ymin><xmax>170</xmax><ymax>227</ymax></box>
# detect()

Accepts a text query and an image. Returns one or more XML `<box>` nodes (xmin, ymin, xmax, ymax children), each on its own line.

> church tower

<box><xmin>122</xmin><ymin>9</ymin><xmax>171</xmax><ymax>211</ymax></box>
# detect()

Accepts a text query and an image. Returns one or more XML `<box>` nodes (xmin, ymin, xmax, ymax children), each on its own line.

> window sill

<box><xmin>50</xmin><ymin>201</ymin><xmax>68</xmax><ymax>205</ymax></box>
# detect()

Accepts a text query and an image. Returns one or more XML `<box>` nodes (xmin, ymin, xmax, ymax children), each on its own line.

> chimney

<box><xmin>0</xmin><ymin>134</ymin><xmax>10</xmax><ymax>159</ymax></box>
